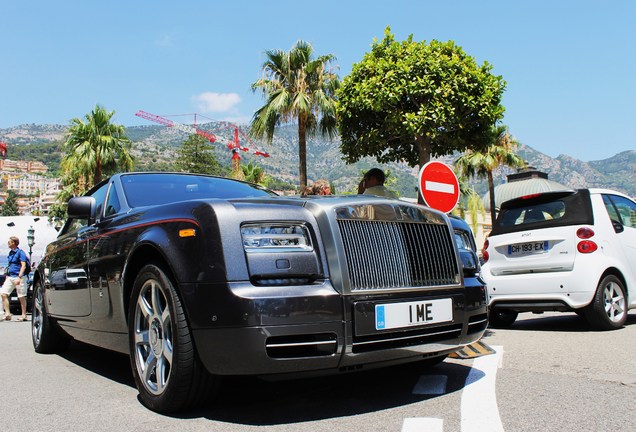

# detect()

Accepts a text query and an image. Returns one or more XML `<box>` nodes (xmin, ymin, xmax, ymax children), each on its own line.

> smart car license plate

<box><xmin>507</xmin><ymin>241</ymin><xmax>549</xmax><ymax>257</ymax></box>
<box><xmin>375</xmin><ymin>298</ymin><xmax>453</xmax><ymax>330</ymax></box>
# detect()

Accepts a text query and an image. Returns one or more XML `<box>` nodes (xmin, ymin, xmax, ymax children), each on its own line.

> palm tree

<box><xmin>63</xmin><ymin>105</ymin><xmax>134</xmax><ymax>189</ymax></box>
<box><xmin>453</xmin><ymin>173</ymin><xmax>486</xmax><ymax>235</ymax></box>
<box><xmin>455</xmin><ymin>125</ymin><xmax>525</xmax><ymax>223</ymax></box>
<box><xmin>250</xmin><ymin>40</ymin><xmax>340</xmax><ymax>189</ymax></box>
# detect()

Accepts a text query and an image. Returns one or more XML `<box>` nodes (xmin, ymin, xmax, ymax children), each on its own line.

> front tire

<box><xmin>31</xmin><ymin>280</ymin><xmax>71</xmax><ymax>354</ymax></box>
<box><xmin>585</xmin><ymin>275</ymin><xmax>627</xmax><ymax>330</ymax></box>
<box><xmin>128</xmin><ymin>264</ymin><xmax>216</xmax><ymax>413</ymax></box>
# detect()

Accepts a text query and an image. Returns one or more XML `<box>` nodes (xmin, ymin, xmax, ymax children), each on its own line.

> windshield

<box><xmin>121</xmin><ymin>173</ymin><xmax>276</xmax><ymax>208</ymax></box>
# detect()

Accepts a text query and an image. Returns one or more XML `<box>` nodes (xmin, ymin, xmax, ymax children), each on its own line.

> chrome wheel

<box><xmin>32</xmin><ymin>283</ymin><xmax>44</xmax><ymax>346</ymax></box>
<box><xmin>602</xmin><ymin>280</ymin><xmax>626</xmax><ymax>324</ymax></box>
<box><xmin>31</xmin><ymin>280</ymin><xmax>70</xmax><ymax>353</ymax></box>
<box><xmin>129</xmin><ymin>264</ymin><xmax>216</xmax><ymax>412</ymax></box>
<box><xmin>133</xmin><ymin>278</ymin><xmax>173</xmax><ymax>396</ymax></box>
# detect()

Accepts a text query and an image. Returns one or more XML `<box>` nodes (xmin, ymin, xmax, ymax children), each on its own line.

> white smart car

<box><xmin>482</xmin><ymin>188</ymin><xmax>636</xmax><ymax>330</ymax></box>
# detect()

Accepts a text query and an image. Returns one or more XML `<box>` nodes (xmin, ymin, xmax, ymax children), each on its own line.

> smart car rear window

<box><xmin>491</xmin><ymin>189</ymin><xmax>594</xmax><ymax>235</ymax></box>
<box><xmin>121</xmin><ymin>173</ymin><xmax>275</xmax><ymax>208</ymax></box>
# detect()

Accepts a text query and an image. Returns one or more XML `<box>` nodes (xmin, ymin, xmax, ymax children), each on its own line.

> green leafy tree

<box><xmin>240</xmin><ymin>162</ymin><xmax>266</xmax><ymax>185</ymax></box>
<box><xmin>62</xmin><ymin>105</ymin><xmax>134</xmax><ymax>188</ymax></box>
<box><xmin>175</xmin><ymin>134</ymin><xmax>225</xmax><ymax>176</ymax></box>
<box><xmin>338</xmin><ymin>28</ymin><xmax>506</xmax><ymax>170</ymax></box>
<box><xmin>250</xmin><ymin>40</ymin><xmax>340</xmax><ymax>189</ymax></box>
<box><xmin>0</xmin><ymin>190</ymin><xmax>19</xmax><ymax>216</ymax></box>
<box><xmin>454</xmin><ymin>125</ymin><xmax>525</xmax><ymax>223</ymax></box>
<box><xmin>266</xmin><ymin>177</ymin><xmax>297</xmax><ymax>192</ymax></box>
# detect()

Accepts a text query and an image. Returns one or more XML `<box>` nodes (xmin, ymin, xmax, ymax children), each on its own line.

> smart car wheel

<box><xmin>585</xmin><ymin>275</ymin><xmax>627</xmax><ymax>330</ymax></box>
<box><xmin>129</xmin><ymin>264</ymin><xmax>215</xmax><ymax>413</ymax></box>
<box><xmin>32</xmin><ymin>279</ymin><xmax>70</xmax><ymax>354</ymax></box>
<box><xmin>488</xmin><ymin>309</ymin><xmax>518</xmax><ymax>328</ymax></box>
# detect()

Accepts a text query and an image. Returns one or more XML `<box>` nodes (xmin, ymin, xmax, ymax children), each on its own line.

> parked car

<box><xmin>482</xmin><ymin>188</ymin><xmax>636</xmax><ymax>329</ymax></box>
<box><xmin>31</xmin><ymin>172</ymin><xmax>487</xmax><ymax>413</ymax></box>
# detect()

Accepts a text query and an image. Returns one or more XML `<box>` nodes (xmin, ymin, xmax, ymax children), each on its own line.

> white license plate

<box><xmin>375</xmin><ymin>298</ymin><xmax>453</xmax><ymax>330</ymax></box>
<box><xmin>507</xmin><ymin>241</ymin><xmax>549</xmax><ymax>257</ymax></box>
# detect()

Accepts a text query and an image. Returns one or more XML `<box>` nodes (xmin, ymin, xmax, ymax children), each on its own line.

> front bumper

<box><xmin>183</xmin><ymin>279</ymin><xmax>488</xmax><ymax>376</ymax></box>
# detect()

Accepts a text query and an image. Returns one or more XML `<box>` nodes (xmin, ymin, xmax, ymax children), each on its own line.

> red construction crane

<box><xmin>135</xmin><ymin>110</ymin><xmax>270</xmax><ymax>159</ymax></box>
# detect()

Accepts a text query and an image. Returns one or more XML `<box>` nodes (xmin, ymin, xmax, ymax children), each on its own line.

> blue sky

<box><xmin>1</xmin><ymin>0</ymin><xmax>634</xmax><ymax>162</ymax></box>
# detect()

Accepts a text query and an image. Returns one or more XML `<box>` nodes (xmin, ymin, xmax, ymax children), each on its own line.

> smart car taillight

<box><xmin>577</xmin><ymin>240</ymin><xmax>598</xmax><ymax>253</ymax></box>
<box><xmin>576</xmin><ymin>227</ymin><xmax>595</xmax><ymax>239</ymax></box>
<box><xmin>482</xmin><ymin>250</ymin><xmax>489</xmax><ymax>262</ymax></box>
<box><xmin>576</xmin><ymin>227</ymin><xmax>597</xmax><ymax>253</ymax></box>
<box><xmin>482</xmin><ymin>239</ymin><xmax>489</xmax><ymax>263</ymax></box>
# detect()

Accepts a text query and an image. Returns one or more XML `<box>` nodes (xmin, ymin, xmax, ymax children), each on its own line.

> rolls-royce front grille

<box><xmin>337</xmin><ymin>219</ymin><xmax>460</xmax><ymax>291</ymax></box>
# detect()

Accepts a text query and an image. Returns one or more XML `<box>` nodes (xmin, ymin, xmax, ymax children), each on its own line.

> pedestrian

<box><xmin>1</xmin><ymin>236</ymin><xmax>29</xmax><ymax>321</ymax></box>
<box><xmin>358</xmin><ymin>168</ymin><xmax>399</xmax><ymax>199</ymax></box>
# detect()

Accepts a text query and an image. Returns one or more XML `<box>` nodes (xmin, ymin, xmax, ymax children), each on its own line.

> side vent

<box><xmin>266</xmin><ymin>333</ymin><xmax>338</xmax><ymax>359</ymax></box>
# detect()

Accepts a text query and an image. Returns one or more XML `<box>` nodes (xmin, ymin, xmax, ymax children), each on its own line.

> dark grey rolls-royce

<box><xmin>32</xmin><ymin>172</ymin><xmax>487</xmax><ymax>413</ymax></box>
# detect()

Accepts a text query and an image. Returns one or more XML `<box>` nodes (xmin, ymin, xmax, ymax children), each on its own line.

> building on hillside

<box><xmin>16</xmin><ymin>196</ymin><xmax>34</xmax><ymax>215</ymax></box>
<box><xmin>0</xmin><ymin>159</ymin><xmax>48</xmax><ymax>173</ymax></box>
<box><xmin>1</xmin><ymin>173</ymin><xmax>61</xmax><ymax>216</ymax></box>
<box><xmin>37</xmin><ymin>182</ymin><xmax>62</xmax><ymax>215</ymax></box>
<box><xmin>5</xmin><ymin>173</ymin><xmax>58</xmax><ymax>197</ymax></box>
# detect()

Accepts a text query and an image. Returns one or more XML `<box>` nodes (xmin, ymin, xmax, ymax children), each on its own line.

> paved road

<box><xmin>2</xmin><ymin>312</ymin><xmax>635</xmax><ymax>432</ymax></box>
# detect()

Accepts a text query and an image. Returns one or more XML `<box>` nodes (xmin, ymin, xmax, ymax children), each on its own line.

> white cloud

<box><xmin>192</xmin><ymin>92</ymin><xmax>241</xmax><ymax>114</ymax></box>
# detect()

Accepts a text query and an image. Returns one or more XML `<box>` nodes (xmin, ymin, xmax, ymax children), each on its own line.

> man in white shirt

<box><xmin>358</xmin><ymin>168</ymin><xmax>399</xmax><ymax>199</ymax></box>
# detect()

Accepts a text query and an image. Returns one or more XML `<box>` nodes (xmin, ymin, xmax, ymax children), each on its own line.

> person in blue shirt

<box><xmin>1</xmin><ymin>236</ymin><xmax>29</xmax><ymax>321</ymax></box>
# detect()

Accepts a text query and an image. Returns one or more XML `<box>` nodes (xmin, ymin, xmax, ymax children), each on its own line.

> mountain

<box><xmin>1</xmin><ymin>123</ymin><xmax>634</xmax><ymax>197</ymax></box>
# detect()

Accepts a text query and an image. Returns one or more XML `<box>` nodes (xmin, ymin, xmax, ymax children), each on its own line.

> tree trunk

<box><xmin>416</xmin><ymin>135</ymin><xmax>431</xmax><ymax>205</ymax></box>
<box><xmin>488</xmin><ymin>171</ymin><xmax>497</xmax><ymax>226</ymax></box>
<box><xmin>95</xmin><ymin>158</ymin><xmax>102</xmax><ymax>185</ymax></box>
<box><xmin>298</xmin><ymin>116</ymin><xmax>308</xmax><ymax>189</ymax></box>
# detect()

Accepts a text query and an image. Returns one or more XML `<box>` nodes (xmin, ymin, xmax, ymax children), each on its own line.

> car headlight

<box><xmin>241</xmin><ymin>223</ymin><xmax>312</xmax><ymax>252</ymax></box>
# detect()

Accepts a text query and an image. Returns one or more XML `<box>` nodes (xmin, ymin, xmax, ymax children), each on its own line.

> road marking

<box><xmin>403</xmin><ymin>375</ymin><xmax>447</xmax><ymax>431</ymax></box>
<box><xmin>461</xmin><ymin>345</ymin><xmax>504</xmax><ymax>432</ymax></box>
<box><xmin>412</xmin><ymin>374</ymin><xmax>448</xmax><ymax>395</ymax></box>
<box><xmin>425</xmin><ymin>180</ymin><xmax>455</xmax><ymax>194</ymax></box>
<box><xmin>402</xmin><ymin>417</ymin><xmax>443</xmax><ymax>432</ymax></box>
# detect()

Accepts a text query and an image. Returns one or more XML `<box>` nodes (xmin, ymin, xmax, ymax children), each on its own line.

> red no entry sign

<box><xmin>418</xmin><ymin>161</ymin><xmax>460</xmax><ymax>213</ymax></box>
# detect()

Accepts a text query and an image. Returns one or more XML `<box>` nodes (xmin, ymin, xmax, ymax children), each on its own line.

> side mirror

<box><xmin>67</xmin><ymin>196</ymin><xmax>95</xmax><ymax>220</ymax></box>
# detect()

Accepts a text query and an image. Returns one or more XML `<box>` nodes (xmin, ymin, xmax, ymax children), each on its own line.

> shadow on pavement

<box><xmin>57</xmin><ymin>339</ymin><xmax>480</xmax><ymax>424</ymax></box>
<box><xmin>59</xmin><ymin>340</ymin><xmax>135</xmax><ymax>388</ymax></box>
<box><xmin>180</xmin><ymin>360</ymin><xmax>475</xmax><ymax>424</ymax></box>
<box><xmin>487</xmin><ymin>312</ymin><xmax>636</xmax><ymax>333</ymax></box>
